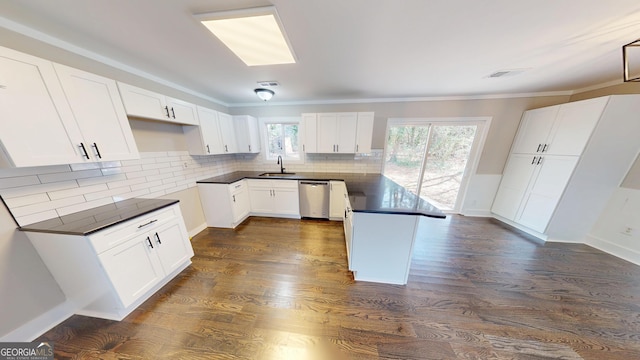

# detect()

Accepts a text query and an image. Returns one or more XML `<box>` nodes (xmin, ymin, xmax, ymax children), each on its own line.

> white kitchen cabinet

<box><xmin>234</xmin><ymin>115</ymin><xmax>261</xmax><ymax>153</ymax></box>
<box><xmin>330</xmin><ymin>181</ymin><xmax>347</xmax><ymax>220</ymax></box>
<box><xmin>25</xmin><ymin>203</ymin><xmax>193</xmax><ymax>320</ymax></box>
<box><xmin>117</xmin><ymin>82</ymin><xmax>198</xmax><ymax>125</ymax></box>
<box><xmin>355</xmin><ymin>112</ymin><xmax>375</xmax><ymax>153</ymax></box>
<box><xmin>247</xmin><ymin>179</ymin><xmax>300</xmax><ymax>217</ymax></box>
<box><xmin>0</xmin><ymin>46</ymin><xmax>139</xmax><ymax>167</ymax></box>
<box><xmin>317</xmin><ymin>113</ymin><xmax>358</xmax><ymax>153</ymax></box>
<box><xmin>183</xmin><ymin>106</ymin><xmax>225</xmax><ymax>155</ymax></box>
<box><xmin>301</xmin><ymin>113</ymin><xmax>317</xmax><ymax>153</ymax></box>
<box><xmin>54</xmin><ymin>64</ymin><xmax>139</xmax><ymax>162</ymax></box>
<box><xmin>343</xmin><ymin>193</ymin><xmax>353</xmax><ymax>269</ymax></box>
<box><xmin>492</xmin><ymin>95</ymin><xmax>640</xmax><ymax>242</ymax></box>
<box><xmin>218</xmin><ymin>112</ymin><xmax>238</xmax><ymax>153</ymax></box>
<box><xmin>198</xmin><ymin>180</ymin><xmax>250</xmax><ymax>228</ymax></box>
<box><xmin>511</xmin><ymin>97</ymin><xmax>607</xmax><ymax>156</ymax></box>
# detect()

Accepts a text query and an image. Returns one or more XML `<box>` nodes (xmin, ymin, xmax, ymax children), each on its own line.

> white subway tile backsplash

<box><xmin>38</xmin><ymin>169</ymin><xmax>103</xmax><ymax>183</ymax></box>
<box><xmin>3</xmin><ymin>193</ymin><xmax>50</xmax><ymax>208</ymax></box>
<box><xmin>131</xmin><ymin>180</ymin><xmax>162</xmax><ymax>191</ymax></box>
<box><xmin>48</xmin><ymin>184</ymin><xmax>109</xmax><ymax>200</ymax></box>
<box><xmin>106</xmin><ymin>177</ymin><xmax>147</xmax><ymax>190</ymax></box>
<box><xmin>0</xmin><ymin>180</ymin><xmax>78</xmax><ymax>199</ymax></box>
<box><xmin>0</xmin><ymin>175</ymin><xmax>41</xmax><ymax>189</ymax></box>
<box><xmin>0</xmin><ymin>165</ymin><xmax>71</xmax><ymax>178</ymax></box>
<box><xmin>112</xmin><ymin>188</ymin><xmax>151</xmax><ymax>202</ymax></box>
<box><xmin>56</xmin><ymin>197</ymin><xmax>114</xmax><ymax>217</ymax></box>
<box><xmin>76</xmin><ymin>173</ymin><xmax>126</xmax><ymax>187</ymax></box>
<box><xmin>84</xmin><ymin>187</ymin><xmax>132</xmax><ymax>202</ymax></box>
<box><xmin>126</xmin><ymin>169</ymin><xmax>160</xmax><ymax>179</ymax></box>
<box><xmin>149</xmin><ymin>183</ymin><xmax>176</xmax><ymax>193</ymax></box>
<box><xmin>15</xmin><ymin>210</ymin><xmax>60</xmax><ymax>227</ymax></box>
<box><xmin>70</xmin><ymin>163</ymin><xmax>101</xmax><ymax>171</ymax></box>
<box><xmin>141</xmin><ymin>162</ymin><xmax>171</xmax><ymax>171</ymax></box>
<box><xmin>101</xmin><ymin>167</ymin><xmax>124</xmax><ymax>176</ymax></box>
<box><xmin>11</xmin><ymin>195</ymin><xmax>86</xmax><ymax>217</ymax></box>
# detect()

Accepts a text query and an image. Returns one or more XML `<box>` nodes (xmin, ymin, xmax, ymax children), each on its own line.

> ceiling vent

<box><xmin>257</xmin><ymin>80</ymin><xmax>280</xmax><ymax>87</ymax></box>
<box><xmin>487</xmin><ymin>69</ymin><xmax>529</xmax><ymax>78</ymax></box>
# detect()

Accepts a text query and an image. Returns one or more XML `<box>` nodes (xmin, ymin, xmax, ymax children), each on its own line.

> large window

<box><xmin>262</xmin><ymin>118</ymin><xmax>301</xmax><ymax>162</ymax></box>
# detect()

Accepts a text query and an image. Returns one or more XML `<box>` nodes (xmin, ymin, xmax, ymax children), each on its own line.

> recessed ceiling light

<box><xmin>196</xmin><ymin>6</ymin><xmax>296</xmax><ymax>66</ymax></box>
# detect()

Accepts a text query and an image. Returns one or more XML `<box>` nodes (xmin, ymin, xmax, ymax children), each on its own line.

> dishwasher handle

<box><xmin>299</xmin><ymin>181</ymin><xmax>329</xmax><ymax>186</ymax></box>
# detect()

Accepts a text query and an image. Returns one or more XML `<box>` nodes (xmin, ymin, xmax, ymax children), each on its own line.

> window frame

<box><xmin>259</xmin><ymin>116</ymin><xmax>305</xmax><ymax>164</ymax></box>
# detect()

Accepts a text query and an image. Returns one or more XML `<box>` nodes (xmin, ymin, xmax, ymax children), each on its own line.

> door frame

<box><xmin>383</xmin><ymin>116</ymin><xmax>492</xmax><ymax>213</ymax></box>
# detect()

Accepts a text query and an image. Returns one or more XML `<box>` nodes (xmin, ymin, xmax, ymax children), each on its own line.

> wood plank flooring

<box><xmin>38</xmin><ymin>216</ymin><xmax>640</xmax><ymax>359</ymax></box>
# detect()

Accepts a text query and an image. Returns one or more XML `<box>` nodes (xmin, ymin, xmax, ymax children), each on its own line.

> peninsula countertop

<box><xmin>197</xmin><ymin>171</ymin><xmax>446</xmax><ymax>219</ymax></box>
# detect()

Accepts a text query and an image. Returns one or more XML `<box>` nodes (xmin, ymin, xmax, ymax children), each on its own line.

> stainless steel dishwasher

<box><xmin>298</xmin><ymin>181</ymin><xmax>330</xmax><ymax>219</ymax></box>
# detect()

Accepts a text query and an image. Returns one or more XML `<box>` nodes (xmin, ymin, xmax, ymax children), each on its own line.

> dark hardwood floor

<box><xmin>38</xmin><ymin>216</ymin><xmax>640</xmax><ymax>359</ymax></box>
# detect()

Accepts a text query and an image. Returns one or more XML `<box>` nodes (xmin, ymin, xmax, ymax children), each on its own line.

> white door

<box><xmin>217</xmin><ymin>112</ymin><xmax>237</xmax><ymax>153</ymax></box>
<box><xmin>54</xmin><ymin>64</ymin><xmax>139</xmax><ymax>162</ymax></box>
<box><xmin>516</xmin><ymin>156</ymin><xmax>579</xmax><ymax>232</ymax></box>
<box><xmin>317</xmin><ymin>113</ymin><xmax>338</xmax><ymax>153</ymax></box>
<box><xmin>336</xmin><ymin>113</ymin><xmax>357</xmax><ymax>153</ymax></box>
<box><xmin>545</xmin><ymin>98</ymin><xmax>607</xmax><ymax>156</ymax></box>
<box><xmin>99</xmin><ymin>233</ymin><xmax>164</xmax><ymax>308</ymax></box>
<box><xmin>511</xmin><ymin>106</ymin><xmax>559</xmax><ymax>154</ymax></box>
<box><xmin>491</xmin><ymin>154</ymin><xmax>538</xmax><ymax>220</ymax></box>
<box><xmin>231</xmin><ymin>187</ymin><xmax>251</xmax><ymax>222</ymax></box>
<box><xmin>166</xmin><ymin>97</ymin><xmax>198</xmax><ymax>125</ymax></box>
<box><xmin>117</xmin><ymin>82</ymin><xmax>167</xmax><ymax>121</ymax></box>
<box><xmin>197</xmin><ymin>107</ymin><xmax>224</xmax><ymax>154</ymax></box>
<box><xmin>272</xmin><ymin>187</ymin><xmax>300</xmax><ymax>215</ymax></box>
<box><xmin>249</xmin><ymin>187</ymin><xmax>274</xmax><ymax>214</ymax></box>
<box><xmin>0</xmin><ymin>47</ymin><xmax>83</xmax><ymax>167</ymax></box>
<box><xmin>153</xmin><ymin>220</ymin><xmax>193</xmax><ymax>275</ymax></box>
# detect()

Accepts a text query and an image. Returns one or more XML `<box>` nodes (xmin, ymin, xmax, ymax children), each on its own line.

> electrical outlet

<box><xmin>183</xmin><ymin>162</ymin><xmax>188</xmax><ymax>168</ymax></box>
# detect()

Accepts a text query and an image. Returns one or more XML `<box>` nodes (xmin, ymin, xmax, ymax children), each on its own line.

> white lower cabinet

<box><xmin>25</xmin><ymin>203</ymin><xmax>193</xmax><ymax>320</ymax></box>
<box><xmin>330</xmin><ymin>181</ymin><xmax>347</xmax><ymax>220</ymax></box>
<box><xmin>343</xmin><ymin>194</ymin><xmax>353</xmax><ymax>269</ymax></box>
<box><xmin>198</xmin><ymin>180</ymin><xmax>250</xmax><ymax>228</ymax></box>
<box><xmin>247</xmin><ymin>179</ymin><xmax>300</xmax><ymax>217</ymax></box>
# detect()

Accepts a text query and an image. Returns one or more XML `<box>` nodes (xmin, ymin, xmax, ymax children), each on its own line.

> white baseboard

<box><xmin>491</xmin><ymin>214</ymin><xmax>547</xmax><ymax>241</ymax></box>
<box><xmin>585</xmin><ymin>234</ymin><xmax>640</xmax><ymax>266</ymax></box>
<box><xmin>460</xmin><ymin>209</ymin><xmax>492</xmax><ymax>217</ymax></box>
<box><xmin>188</xmin><ymin>222</ymin><xmax>207</xmax><ymax>238</ymax></box>
<box><xmin>0</xmin><ymin>300</ymin><xmax>75</xmax><ymax>342</ymax></box>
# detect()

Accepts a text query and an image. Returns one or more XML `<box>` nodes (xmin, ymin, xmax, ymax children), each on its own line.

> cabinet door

<box><xmin>0</xmin><ymin>47</ymin><xmax>83</xmax><ymax>167</ymax></box>
<box><xmin>166</xmin><ymin>97</ymin><xmax>198</xmax><ymax>125</ymax></box>
<box><xmin>249</xmin><ymin>187</ymin><xmax>274</xmax><ymax>213</ymax></box>
<box><xmin>545</xmin><ymin>97</ymin><xmax>607</xmax><ymax>156</ymax></box>
<box><xmin>491</xmin><ymin>154</ymin><xmax>538</xmax><ymax>220</ymax></box>
<box><xmin>330</xmin><ymin>181</ymin><xmax>346</xmax><ymax>219</ymax></box>
<box><xmin>272</xmin><ymin>187</ymin><xmax>300</xmax><ymax>215</ymax></box>
<box><xmin>234</xmin><ymin>115</ymin><xmax>261</xmax><ymax>153</ymax></box>
<box><xmin>516</xmin><ymin>156</ymin><xmax>578</xmax><ymax>232</ymax></box>
<box><xmin>196</xmin><ymin>107</ymin><xmax>224</xmax><ymax>155</ymax></box>
<box><xmin>218</xmin><ymin>112</ymin><xmax>238</xmax><ymax>153</ymax></box>
<box><xmin>317</xmin><ymin>113</ymin><xmax>338</xmax><ymax>153</ymax></box>
<box><xmin>98</xmin><ymin>233</ymin><xmax>164</xmax><ymax>308</ymax></box>
<box><xmin>301</xmin><ymin>113</ymin><xmax>317</xmax><ymax>153</ymax></box>
<box><xmin>230</xmin><ymin>183</ymin><xmax>251</xmax><ymax>222</ymax></box>
<box><xmin>344</xmin><ymin>196</ymin><xmax>353</xmax><ymax>269</ymax></box>
<box><xmin>336</xmin><ymin>113</ymin><xmax>357</xmax><ymax>153</ymax></box>
<box><xmin>54</xmin><ymin>64</ymin><xmax>139</xmax><ymax>162</ymax></box>
<box><xmin>511</xmin><ymin>106</ymin><xmax>559</xmax><ymax>154</ymax></box>
<box><xmin>117</xmin><ymin>82</ymin><xmax>168</xmax><ymax>121</ymax></box>
<box><xmin>355</xmin><ymin>112</ymin><xmax>375</xmax><ymax>153</ymax></box>
<box><xmin>152</xmin><ymin>219</ymin><xmax>193</xmax><ymax>275</ymax></box>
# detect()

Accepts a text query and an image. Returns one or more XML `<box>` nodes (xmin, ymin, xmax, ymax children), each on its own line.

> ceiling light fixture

<box><xmin>255</xmin><ymin>88</ymin><xmax>275</xmax><ymax>101</ymax></box>
<box><xmin>196</xmin><ymin>6</ymin><xmax>296</xmax><ymax>66</ymax></box>
<box><xmin>623</xmin><ymin>38</ymin><xmax>640</xmax><ymax>82</ymax></box>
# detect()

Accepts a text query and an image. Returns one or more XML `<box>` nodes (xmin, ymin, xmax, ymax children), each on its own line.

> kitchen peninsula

<box><xmin>198</xmin><ymin>172</ymin><xmax>446</xmax><ymax>285</ymax></box>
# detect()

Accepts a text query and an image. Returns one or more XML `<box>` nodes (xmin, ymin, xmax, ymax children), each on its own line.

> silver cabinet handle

<box><xmin>138</xmin><ymin>219</ymin><xmax>158</xmax><ymax>228</ymax></box>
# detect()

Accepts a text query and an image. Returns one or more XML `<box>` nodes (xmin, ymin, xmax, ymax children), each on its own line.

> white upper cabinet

<box><xmin>0</xmin><ymin>47</ymin><xmax>82</xmax><ymax>167</ymax></box>
<box><xmin>54</xmin><ymin>64</ymin><xmax>139</xmax><ymax>162</ymax></box>
<box><xmin>0</xmin><ymin>46</ymin><xmax>138</xmax><ymax>167</ymax></box>
<box><xmin>317</xmin><ymin>112</ymin><xmax>358</xmax><ymax>153</ymax></box>
<box><xmin>233</xmin><ymin>115</ymin><xmax>261</xmax><ymax>153</ymax></box>
<box><xmin>117</xmin><ymin>82</ymin><xmax>198</xmax><ymax>125</ymax></box>
<box><xmin>511</xmin><ymin>97</ymin><xmax>607</xmax><ymax>156</ymax></box>
<box><xmin>217</xmin><ymin>112</ymin><xmax>238</xmax><ymax>153</ymax></box>
<box><xmin>355</xmin><ymin>112</ymin><xmax>375</xmax><ymax>153</ymax></box>
<box><xmin>301</xmin><ymin>113</ymin><xmax>317</xmax><ymax>154</ymax></box>
<box><xmin>183</xmin><ymin>106</ymin><xmax>224</xmax><ymax>155</ymax></box>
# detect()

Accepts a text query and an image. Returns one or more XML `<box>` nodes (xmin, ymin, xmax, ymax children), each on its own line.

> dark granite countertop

<box><xmin>19</xmin><ymin>198</ymin><xmax>179</xmax><ymax>235</ymax></box>
<box><xmin>197</xmin><ymin>172</ymin><xmax>446</xmax><ymax>219</ymax></box>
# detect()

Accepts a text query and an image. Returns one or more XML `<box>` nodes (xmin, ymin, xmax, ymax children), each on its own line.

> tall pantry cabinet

<box><xmin>491</xmin><ymin>95</ymin><xmax>640</xmax><ymax>242</ymax></box>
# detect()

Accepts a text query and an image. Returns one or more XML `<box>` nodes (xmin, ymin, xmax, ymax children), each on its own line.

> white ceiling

<box><xmin>1</xmin><ymin>0</ymin><xmax>640</xmax><ymax>106</ymax></box>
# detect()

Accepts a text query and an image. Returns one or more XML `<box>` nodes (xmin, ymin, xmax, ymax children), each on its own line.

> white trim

<box><xmin>188</xmin><ymin>222</ymin><xmax>207</xmax><ymax>238</ymax></box>
<box><xmin>491</xmin><ymin>214</ymin><xmax>548</xmax><ymax>242</ymax></box>
<box><xmin>571</xmin><ymin>79</ymin><xmax>625</xmax><ymax>96</ymax></box>
<box><xmin>229</xmin><ymin>91</ymin><xmax>573</xmax><ymax>107</ymax></box>
<box><xmin>0</xmin><ymin>301</ymin><xmax>75</xmax><ymax>342</ymax></box>
<box><xmin>585</xmin><ymin>234</ymin><xmax>640</xmax><ymax>266</ymax></box>
<box><xmin>0</xmin><ymin>15</ymin><xmax>228</xmax><ymax>107</ymax></box>
<box><xmin>460</xmin><ymin>209</ymin><xmax>493</xmax><ymax>217</ymax></box>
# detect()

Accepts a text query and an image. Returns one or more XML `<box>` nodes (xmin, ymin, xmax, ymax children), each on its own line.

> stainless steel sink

<box><xmin>258</xmin><ymin>172</ymin><xmax>297</xmax><ymax>177</ymax></box>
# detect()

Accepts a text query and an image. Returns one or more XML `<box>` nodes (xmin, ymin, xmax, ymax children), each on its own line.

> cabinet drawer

<box><xmin>229</xmin><ymin>180</ymin><xmax>246</xmax><ymax>193</ymax></box>
<box><xmin>88</xmin><ymin>205</ymin><xmax>178</xmax><ymax>254</ymax></box>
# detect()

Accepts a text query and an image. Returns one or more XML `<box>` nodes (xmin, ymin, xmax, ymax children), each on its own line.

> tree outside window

<box><xmin>266</xmin><ymin>123</ymin><xmax>300</xmax><ymax>161</ymax></box>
